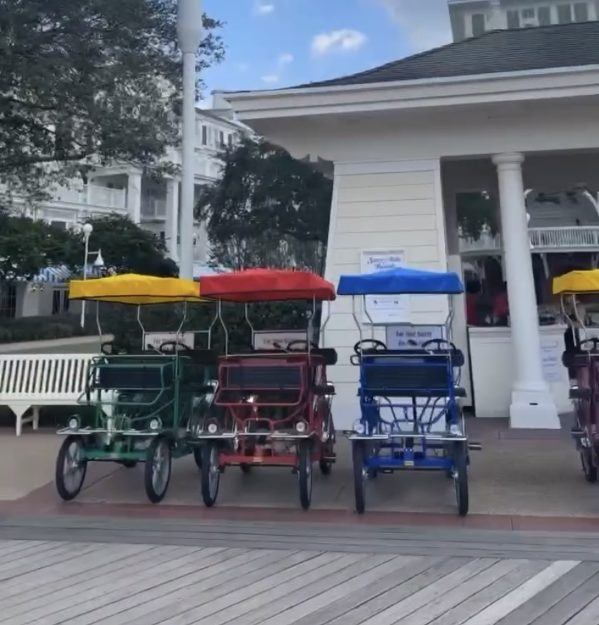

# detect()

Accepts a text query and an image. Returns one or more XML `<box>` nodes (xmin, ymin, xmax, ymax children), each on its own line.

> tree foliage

<box><xmin>196</xmin><ymin>138</ymin><xmax>333</xmax><ymax>273</ymax></box>
<box><xmin>0</xmin><ymin>0</ymin><xmax>224</xmax><ymax>198</ymax></box>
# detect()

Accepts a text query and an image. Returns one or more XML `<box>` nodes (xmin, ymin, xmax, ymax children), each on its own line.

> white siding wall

<box><xmin>323</xmin><ymin>160</ymin><xmax>449</xmax><ymax>429</ymax></box>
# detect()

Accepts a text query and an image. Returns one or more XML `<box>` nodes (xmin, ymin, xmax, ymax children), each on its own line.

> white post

<box><xmin>80</xmin><ymin>223</ymin><xmax>93</xmax><ymax>328</ymax></box>
<box><xmin>493</xmin><ymin>153</ymin><xmax>559</xmax><ymax>429</ymax></box>
<box><xmin>127</xmin><ymin>171</ymin><xmax>142</xmax><ymax>224</ymax></box>
<box><xmin>165</xmin><ymin>179</ymin><xmax>180</xmax><ymax>261</ymax></box>
<box><xmin>177</xmin><ymin>0</ymin><xmax>203</xmax><ymax>280</ymax></box>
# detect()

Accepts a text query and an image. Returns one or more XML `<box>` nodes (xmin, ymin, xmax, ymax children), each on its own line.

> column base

<box><xmin>509</xmin><ymin>389</ymin><xmax>560</xmax><ymax>430</ymax></box>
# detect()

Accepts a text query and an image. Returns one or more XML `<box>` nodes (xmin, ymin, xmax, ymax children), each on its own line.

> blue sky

<box><xmin>200</xmin><ymin>0</ymin><xmax>451</xmax><ymax>102</ymax></box>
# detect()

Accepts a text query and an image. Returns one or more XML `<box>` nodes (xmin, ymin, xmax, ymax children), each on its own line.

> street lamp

<box><xmin>80</xmin><ymin>223</ymin><xmax>105</xmax><ymax>327</ymax></box>
<box><xmin>177</xmin><ymin>0</ymin><xmax>203</xmax><ymax>280</ymax></box>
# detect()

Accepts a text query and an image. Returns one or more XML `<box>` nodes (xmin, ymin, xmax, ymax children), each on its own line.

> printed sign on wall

<box><xmin>144</xmin><ymin>331</ymin><xmax>194</xmax><ymax>351</ymax></box>
<box><xmin>360</xmin><ymin>249</ymin><xmax>410</xmax><ymax>325</ymax></box>
<box><xmin>386</xmin><ymin>325</ymin><xmax>444</xmax><ymax>350</ymax></box>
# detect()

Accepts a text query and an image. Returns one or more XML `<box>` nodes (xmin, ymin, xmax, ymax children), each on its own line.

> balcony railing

<box><xmin>460</xmin><ymin>226</ymin><xmax>599</xmax><ymax>254</ymax></box>
<box><xmin>53</xmin><ymin>184</ymin><xmax>126</xmax><ymax>210</ymax></box>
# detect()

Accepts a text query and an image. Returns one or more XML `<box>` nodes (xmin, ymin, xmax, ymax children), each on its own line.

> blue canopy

<box><xmin>337</xmin><ymin>267</ymin><xmax>464</xmax><ymax>296</ymax></box>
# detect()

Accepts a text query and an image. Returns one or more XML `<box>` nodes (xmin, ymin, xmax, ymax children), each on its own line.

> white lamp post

<box><xmin>80</xmin><ymin>223</ymin><xmax>105</xmax><ymax>328</ymax></box>
<box><xmin>177</xmin><ymin>0</ymin><xmax>203</xmax><ymax>280</ymax></box>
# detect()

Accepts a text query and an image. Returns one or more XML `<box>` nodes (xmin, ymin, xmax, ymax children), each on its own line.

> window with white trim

<box><xmin>573</xmin><ymin>2</ymin><xmax>589</xmax><ymax>22</ymax></box>
<box><xmin>471</xmin><ymin>13</ymin><xmax>485</xmax><ymax>36</ymax></box>
<box><xmin>557</xmin><ymin>4</ymin><xmax>573</xmax><ymax>23</ymax></box>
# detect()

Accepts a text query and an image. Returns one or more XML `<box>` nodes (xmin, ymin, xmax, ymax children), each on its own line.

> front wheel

<box><xmin>352</xmin><ymin>440</ymin><xmax>366</xmax><ymax>514</ymax></box>
<box><xmin>453</xmin><ymin>442</ymin><xmax>469</xmax><ymax>517</ymax></box>
<box><xmin>193</xmin><ymin>447</ymin><xmax>203</xmax><ymax>472</ymax></box>
<box><xmin>581</xmin><ymin>447</ymin><xmax>598</xmax><ymax>483</ymax></box>
<box><xmin>144</xmin><ymin>437</ymin><xmax>172</xmax><ymax>504</ymax></box>
<box><xmin>201</xmin><ymin>442</ymin><xmax>221</xmax><ymax>507</ymax></box>
<box><xmin>55</xmin><ymin>436</ymin><xmax>87</xmax><ymax>501</ymax></box>
<box><xmin>298</xmin><ymin>440</ymin><xmax>313</xmax><ymax>510</ymax></box>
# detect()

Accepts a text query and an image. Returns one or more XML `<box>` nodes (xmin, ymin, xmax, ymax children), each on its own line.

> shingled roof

<box><xmin>291</xmin><ymin>21</ymin><xmax>599</xmax><ymax>89</ymax></box>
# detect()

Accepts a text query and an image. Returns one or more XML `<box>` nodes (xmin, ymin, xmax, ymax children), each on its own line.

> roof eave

<box><xmin>222</xmin><ymin>64</ymin><xmax>599</xmax><ymax>121</ymax></box>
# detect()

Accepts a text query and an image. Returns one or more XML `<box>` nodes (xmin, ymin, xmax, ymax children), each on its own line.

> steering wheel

<box><xmin>101</xmin><ymin>341</ymin><xmax>129</xmax><ymax>355</ymax></box>
<box><xmin>353</xmin><ymin>339</ymin><xmax>387</xmax><ymax>355</ymax></box>
<box><xmin>286</xmin><ymin>340</ymin><xmax>319</xmax><ymax>352</ymax></box>
<box><xmin>421</xmin><ymin>338</ymin><xmax>458</xmax><ymax>353</ymax></box>
<box><xmin>158</xmin><ymin>340</ymin><xmax>193</xmax><ymax>354</ymax></box>
<box><xmin>579</xmin><ymin>338</ymin><xmax>599</xmax><ymax>353</ymax></box>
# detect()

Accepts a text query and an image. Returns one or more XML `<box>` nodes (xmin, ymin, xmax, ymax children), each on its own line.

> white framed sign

<box><xmin>386</xmin><ymin>325</ymin><xmax>444</xmax><ymax>350</ymax></box>
<box><xmin>253</xmin><ymin>330</ymin><xmax>308</xmax><ymax>350</ymax></box>
<box><xmin>541</xmin><ymin>335</ymin><xmax>563</xmax><ymax>383</ymax></box>
<box><xmin>360</xmin><ymin>249</ymin><xmax>410</xmax><ymax>325</ymax></box>
<box><xmin>144</xmin><ymin>331</ymin><xmax>194</xmax><ymax>351</ymax></box>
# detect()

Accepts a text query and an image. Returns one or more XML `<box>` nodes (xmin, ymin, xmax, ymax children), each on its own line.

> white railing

<box><xmin>87</xmin><ymin>185</ymin><xmax>126</xmax><ymax>209</ymax></box>
<box><xmin>460</xmin><ymin>226</ymin><xmax>599</xmax><ymax>253</ymax></box>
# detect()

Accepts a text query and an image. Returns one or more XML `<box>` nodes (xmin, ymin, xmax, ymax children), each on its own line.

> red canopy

<box><xmin>199</xmin><ymin>269</ymin><xmax>336</xmax><ymax>302</ymax></box>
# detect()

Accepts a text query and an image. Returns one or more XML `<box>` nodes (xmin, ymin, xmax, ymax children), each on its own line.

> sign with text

<box><xmin>360</xmin><ymin>249</ymin><xmax>410</xmax><ymax>325</ymax></box>
<box><xmin>253</xmin><ymin>331</ymin><xmax>308</xmax><ymax>350</ymax></box>
<box><xmin>386</xmin><ymin>325</ymin><xmax>444</xmax><ymax>350</ymax></box>
<box><xmin>144</xmin><ymin>331</ymin><xmax>194</xmax><ymax>351</ymax></box>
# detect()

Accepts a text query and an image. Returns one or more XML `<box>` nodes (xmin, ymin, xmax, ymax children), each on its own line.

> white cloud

<box><xmin>261</xmin><ymin>74</ymin><xmax>280</xmax><ymax>84</ymax></box>
<box><xmin>254</xmin><ymin>1</ymin><xmax>275</xmax><ymax>15</ymax></box>
<box><xmin>372</xmin><ymin>0</ymin><xmax>451</xmax><ymax>52</ymax></box>
<box><xmin>277</xmin><ymin>53</ymin><xmax>294</xmax><ymax>66</ymax></box>
<box><xmin>311</xmin><ymin>29</ymin><xmax>368</xmax><ymax>56</ymax></box>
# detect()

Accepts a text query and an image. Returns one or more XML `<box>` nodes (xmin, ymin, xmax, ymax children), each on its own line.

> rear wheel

<box><xmin>201</xmin><ymin>442</ymin><xmax>220</xmax><ymax>507</ymax></box>
<box><xmin>193</xmin><ymin>447</ymin><xmax>203</xmax><ymax>472</ymax></box>
<box><xmin>144</xmin><ymin>436</ymin><xmax>172</xmax><ymax>503</ymax></box>
<box><xmin>240</xmin><ymin>464</ymin><xmax>252</xmax><ymax>474</ymax></box>
<box><xmin>581</xmin><ymin>447</ymin><xmax>598</xmax><ymax>483</ymax></box>
<box><xmin>55</xmin><ymin>436</ymin><xmax>87</xmax><ymax>501</ymax></box>
<box><xmin>298</xmin><ymin>440</ymin><xmax>312</xmax><ymax>510</ymax></box>
<box><xmin>352</xmin><ymin>440</ymin><xmax>366</xmax><ymax>514</ymax></box>
<box><xmin>122</xmin><ymin>460</ymin><xmax>137</xmax><ymax>469</ymax></box>
<box><xmin>453</xmin><ymin>442</ymin><xmax>469</xmax><ymax>517</ymax></box>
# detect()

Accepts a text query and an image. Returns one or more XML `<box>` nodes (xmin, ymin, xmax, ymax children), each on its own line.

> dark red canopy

<box><xmin>199</xmin><ymin>269</ymin><xmax>336</xmax><ymax>302</ymax></box>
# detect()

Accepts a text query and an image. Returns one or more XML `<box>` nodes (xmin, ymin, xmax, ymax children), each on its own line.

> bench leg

<box><xmin>8</xmin><ymin>405</ymin><xmax>32</xmax><ymax>437</ymax></box>
<box><xmin>32</xmin><ymin>406</ymin><xmax>40</xmax><ymax>431</ymax></box>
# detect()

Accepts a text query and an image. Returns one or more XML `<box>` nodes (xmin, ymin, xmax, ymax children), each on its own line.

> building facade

<box><xmin>449</xmin><ymin>0</ymin><xmax>598</xmax><ymax>41</ymax></box>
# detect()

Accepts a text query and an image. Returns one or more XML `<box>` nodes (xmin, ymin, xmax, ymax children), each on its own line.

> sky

<box><xmin>200</xmin><ymin>0</ymin><xmax>452</xmax><ymax>103</ymax></box>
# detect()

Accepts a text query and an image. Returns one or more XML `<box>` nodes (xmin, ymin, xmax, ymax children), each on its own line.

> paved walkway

<box><xmin>1</xmin><ymin>516</ymin><xmax>599</xmax><ymax>624</ymax></box>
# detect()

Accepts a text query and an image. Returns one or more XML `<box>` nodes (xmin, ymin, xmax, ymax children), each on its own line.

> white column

<box><xmin>493</xmin><ymin>153</ymin><xmax>559</xmax><ymax>429</ymax></box>
<box><xmin>127</xmin><ymin>171</ymin><xmax>142</xmax><ymax>224</ymax></box>
<box><xmin>165</xmin><ymin>179</ymin><xmax>179</xmax><ymax>261</ymax></box>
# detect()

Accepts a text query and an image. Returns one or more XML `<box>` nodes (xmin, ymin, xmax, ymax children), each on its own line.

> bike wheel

<box><xmin>144</xmin><ymin>436</ymin><xmax>172</xmax><ymax>504</ymax></box>
<box><xmin>298</xmin><ymin>440</ymin><xmax>313</xmax><ymax>510</ymax></box>
<box><xmin>193</xmin><ymin>446</ymin><xmax>203</xmax><ymax>472</ymax></box>
<box><xmin>581</xmin><ymin>447</ymin><xmax>598</xmax><ymax>483</ymax></box>
<box><xmin>352</xmin><ymin>440</ymin><xmax>366</xmax><ymax>514</ymax></box>
<box><xmin>453</xmin><ymin>441</ymin><xmax>469</xmax><ymax>517</ymax></box>
<box><xmin>201</xmin><ymin>442</ymin><xmax>220</xmax><ymax>507</ymax></box>
<box><xmin>55</xmin><ymin>436</ymin><xmax>87</xmax><ymax>501</ymax></box>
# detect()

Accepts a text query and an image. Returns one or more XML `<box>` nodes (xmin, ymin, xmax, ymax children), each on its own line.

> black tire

<box><xmin>122</xmin><ymin>460</ymin><xmax>137</xmax><ymax>469</ymax></box>
<box><xmin>453</xmin><ymin>442</ymin><xmax>469</xmax><ymax>517</ymax></box>
<box><xmin>352</xmin><ymin>440</ymin><xmax>366</xmax><ymax>514</ymax></box>
<box><xmin>193</xmin><ymin>447</ymin><xmax>203</xmax><ymax>472</ymax></box>
<box><xmin>298</xmin><ymin>440</ymin><xmax>313</xmax><ymax>510</ymax></box>
<box><xmin>581</xmin><ymin>448</ymin><xmax>598</xmax><ymax>483</ymax></box>
<box><xmin>319</xmin><ymin>458</ymin><xmax>332</xmax><ymax>475</ymax></box>
<box><xmin>240</xmin><ymin>464</ymin><xmax>251</xmax><ymax>474</ymax></box>
<box><xmin>55</xmin><ymin>436</ymin><xmax>87</xmax><ymax>501</ymax></box>
<box><xmin>201</xmin><ymin>442</ymin><xmax>220</xmax><ymax>507</ymax></box>
<box><xmin>144</xmin><ymin>437</ymin><xmax>172</xmax><ymax>504</ymax></box>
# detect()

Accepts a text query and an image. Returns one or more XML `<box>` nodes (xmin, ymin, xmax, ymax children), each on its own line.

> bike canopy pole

<box><xmin>320</xmin><ymin>300</ymin><xmax>332</xmax><ymax>347</ymax></box>
<box><xmin>95</xmin><ymin>301</ymin><xmax>102</xmax><ymax>341</ymax></box>
<box><xmin>351</xmin><ymin>296</ymin><xmax>362</xmax><ymax>343</ymax></box>
<box><xmin>176</xmin><ymin>301</ymin><xmax>188</xmax><ymax>339</ymax></box>
<box><xmin>244</xmin><ymin>303</ymin><xmax>255</xmax><ymax>348</ymax></box>
<box><xmin>362</xmin><ymin>295</ymin><xmax>375</xmax><ymax>339</ymax></box>
<box><xmin>206</xmin><ymin>302</ymin><xmax>219</xmax><ymax>349</ymax></box>
<box><xmin>571</xmin><ymin>294</ymin><xmax>587</xmax><ymax>343</ymax></box>
<box><xmin>217</xmin><ymin>300</ymin><xmax>229</xmax><ymax>355</ymax></box>
<box><xmin>136</xmin><ymin>305</ymin><xmax>146</xmax><ymax>347</ymax></box>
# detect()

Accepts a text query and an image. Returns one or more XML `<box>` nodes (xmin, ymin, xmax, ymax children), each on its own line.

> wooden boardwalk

<box><xmin>0</xmin><ymin>517</ymin><xmax>598</xmax><ymax>624</ymax></box>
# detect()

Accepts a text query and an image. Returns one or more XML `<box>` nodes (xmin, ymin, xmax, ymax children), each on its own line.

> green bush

<box><xmin>0</xmin><ymin>314</ymin><xmax>92</xmax><ymax>343</ymax></box>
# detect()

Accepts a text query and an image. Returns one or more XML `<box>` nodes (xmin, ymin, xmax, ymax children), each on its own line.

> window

<box><xmin>0</xmin><ymin>283</ymin><xmax>16</xmax><ymax>319</ymax></box>
<box><xmin>538</xmin><ymin>6</ymin><xmax>551</xmax><ymax>25</ymax></box>
<box><xmin>522</xmin><ymin>8</ymin><xmax>535</xmax><ymax>19</ymax></box>
<box><xmin>557</xmin><ymin>4</ymin><xmax>573</xmax><ymax>23</ymax></box>
<box><xmin>471</xmin><ymin>13</ymin><xmax>485</xmax><ymax>36</ymax></box>
<box><xmin>201</xmin><ymin>125</ymin><xmax>207</xmax><ymax>145</ymax></box>
<box><xmin>574</xmin><ymin>2</ymin><xmax>589</xmax><ymax>21</ymax></box>
<box><xmin>507</xmin><ymin>10</ymin><xmax>520</xmax><ymax>28</ymax></box>
<box><xmin>227</xmin><ymin>133</ymin><xmax>233</xmax><ymax>147</ymax></box>
<box><xmin>52</xmin><ymin>290</ymin><xmax>61</xmax><ymax>315</ymax></box>
<box><xmin>62</xmin><ymin>290</ymin><xmax>69</xmax><ymax>312</ymax></box>
<box><xmin>218</xmin><ymin>131</ymin><xmax>225</xmax><ymax>147</ymax></box>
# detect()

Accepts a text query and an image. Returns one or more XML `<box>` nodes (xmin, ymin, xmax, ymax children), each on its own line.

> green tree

<box><xmin>0</xmin><ymin>0</ymin><xmax>224</xmax><ymax>198</ymax></box>
<box><xmin>196</xmin><ymin>138</ymin><xmax>333</xmax><ymax>273</ymax></box>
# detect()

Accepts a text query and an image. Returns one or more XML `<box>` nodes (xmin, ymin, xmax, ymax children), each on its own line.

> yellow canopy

<box><xmin>68</xmin><ymin>274</ymin><xmax>204</xmax><ymax>305</ymax></box>
<box><xmin>553</xmin><ymin>270</ymin><xmax>599</xmax><ymax>295</ymax></box>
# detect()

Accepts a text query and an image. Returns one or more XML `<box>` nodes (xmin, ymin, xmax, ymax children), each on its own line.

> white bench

<box><xmin>0</xmin><ymin>354</ymin><xmax>95</xmax><ymax>436</ymax></box>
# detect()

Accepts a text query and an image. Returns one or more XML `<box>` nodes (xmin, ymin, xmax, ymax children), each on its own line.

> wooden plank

<box><xmin>560</xmin><ymin>594</ymin><xmax>599</xmax><ymax>625</ymax></box>
<box><xmin>0</xmin><ymin>540</ymin><xmax>50</xmax><ymax>562</ymax></box>
<box><xmin>142</xmin><ymin>553</ymin><xmax>360</xmax><ymax>625</ymax></box>
<box><xmin>356</xmin><ymin>559</ymin><xmax>498</xmax><ymax>625</ymax></box>
<box><xmin>459</xmin><ymin>560</ymin><xmax>580</xmax><ymax>625</ymax></box>
<box><xmin>22</xmin><ymin>548</ymin><xmax>252</xmax><ymax>625</ymax></box>
<box><xmin>291</xmin><ymin>557</ymin><xmax>442</xmax><ymax>625</ymax></box>
<box><xmin>234</xmin><ymin>554</ymin><xmax>402</xmax><ymax>625</ymax></box>
<box><xmin>494</xmin><ymin>562</ymin><xmax>599</xmax><ymax>625</ymax></box>
<box><xmin>528</xmin><ymin>570</ymin><xmax>599</xmax><ymax>625</ymax></box>
<box><xmin>386</xmin><ymin>559</ymin><xmax>525</xmax><ymax>625</ymax></box>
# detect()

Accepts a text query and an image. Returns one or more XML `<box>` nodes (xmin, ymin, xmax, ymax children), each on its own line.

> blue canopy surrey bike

<box><xmin>337</xmin><ymin>266</ymin><xmax>481</xmax><ymax>516</ymax></box>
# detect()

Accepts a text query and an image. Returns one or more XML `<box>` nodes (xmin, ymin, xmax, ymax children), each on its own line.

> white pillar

<box><xmin>165</xmin><ymin>179</ymin><xmax>179</xmax><ymax>261</ymax></box>
<box><xmin>493</xmin><ymin>153</ymin><xmax>560</xmax><ymax>429</ymax></box>
<box><xmin>127</xmin><ymin>171</ymin><xmax>142</xmax><ymax>224</ymax></box>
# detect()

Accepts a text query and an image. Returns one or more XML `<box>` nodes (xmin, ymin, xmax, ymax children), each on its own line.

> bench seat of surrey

<box><xmin>0</xmin><ymin>354</ymin><xmax>94</xmax><ymax>436</ymax></box>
